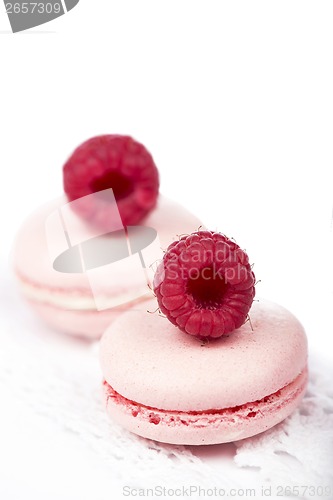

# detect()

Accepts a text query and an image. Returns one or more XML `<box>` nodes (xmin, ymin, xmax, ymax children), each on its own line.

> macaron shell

<box><xmin>27</xmin><ymin>296</ymin><xmax>150</xmax><ymax>340</ymax></box>
<box><xmin>103</xmin><ymin>367</ymin><xmax>308</xmax><ymax>445</ymax></box>
<box><xmin>13</xmin><ymin>194</ymin><xmax>202</xmax><ymax>293</ymax></box>
<box><xmin>100</xmin><ymin>299</ymin><xmax>308</xmax><ymax>411</ymax></box>
<box><xmin>13</xmin><ymin>195</ymin><xmax>202</xmax><ymax>336</ymax></box>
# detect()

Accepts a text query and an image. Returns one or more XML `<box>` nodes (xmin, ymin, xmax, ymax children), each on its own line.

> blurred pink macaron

<box><xmin>13</xmin><ymin>195</ymin><xmax>202</xmax><ymax>339</ymax></box>
<box><xmin>100</xmin><ymin>298</ymin><xmax>308</xmax><ymax>445</ymax></box>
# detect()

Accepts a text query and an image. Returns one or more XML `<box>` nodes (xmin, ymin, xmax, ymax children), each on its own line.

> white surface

<box><xmin>1</xmin><ymin>2</ymin><xmax>333</xmax><ymax>499</ymax></box>
<box><xmin>1</xmin><ymin>278</ymin><xmax>333</xmax><ymax>500</ymax></box>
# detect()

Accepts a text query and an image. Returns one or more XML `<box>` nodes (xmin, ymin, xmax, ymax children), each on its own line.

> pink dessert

<box><xmin>13</xmin><ymin>195</ymin><xmax>203</xmax><ymax>339</ymax></box>
<box><xmin>13</xmin><ymin>135</ymin><xmax>204</xmax><ymax>339</ymax></box>
<box><xmin>100</xmin><ymin>298</ymin><xmax>308</xmax><ymax>445</ymax></box>
<box><xmin>100</xmin><ymin>230</ymin><xmax>308</xmax><ymax>444</ymax></box>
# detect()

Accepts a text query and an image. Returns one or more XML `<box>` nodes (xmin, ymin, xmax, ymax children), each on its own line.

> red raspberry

<box><xmin>153</xmin><ymin>231</ymin><xmax>256</xmax><ymax>339</ymax></box>
<box><xmin>63</xmin><ymin>135</ymin><xmax>159</xmax><ymax>228</ymax></box>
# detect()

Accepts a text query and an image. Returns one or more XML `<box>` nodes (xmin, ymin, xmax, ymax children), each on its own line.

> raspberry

<box><xmin>153</xmin><ymin>231</ymin><xmax>256</xmax><ymax>339</ymax></box>
<box><xmin>63</xmin><ymin>135</ymin><xmax>159</xmax><ymax>228</ymax></box>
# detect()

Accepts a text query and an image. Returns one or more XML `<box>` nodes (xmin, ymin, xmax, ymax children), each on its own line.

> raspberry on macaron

<box><xmin>153</xmin><ymin>231</ymin><xmax>256</xmax><ymax>339</ymax></box>
<box><xmin>63</xmin><ymin>135</ymin><xmax>159</xmax><ymax>229</ymax></box>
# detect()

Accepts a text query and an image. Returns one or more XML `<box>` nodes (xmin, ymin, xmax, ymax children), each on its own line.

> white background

<box><xmin>0</xmin><ymin>2</ymin><xmax>333</xmax><ymax>499</ymax></box>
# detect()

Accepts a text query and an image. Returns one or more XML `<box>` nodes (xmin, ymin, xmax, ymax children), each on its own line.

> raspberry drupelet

<box><xmin>153</xmin><ymin>231</ymin><xmax>256</xmax><ymax>339</ymax></box>
<box><xmin>63</xmin><ymin>135</ymin><xmax>159</xmax><ymax>229</ymax></box>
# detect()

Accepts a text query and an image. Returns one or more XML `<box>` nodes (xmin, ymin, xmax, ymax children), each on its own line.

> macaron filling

<box><xmin>103</xmin><ymin>366</ymin><xmax>308</xmax><ymax>428</ymax></box>
<box><xmin>17</xmin><ymin>272</ymin><xmax>150</xmax><ymax>311</ymax></box>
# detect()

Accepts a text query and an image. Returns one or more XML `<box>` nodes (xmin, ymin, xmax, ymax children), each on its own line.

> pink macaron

<box><xmin>13</xmin><ymin>195</ymin><xmax>203</xmax><ymax>339</ymax></box>
<box><xmin>100</xmin><ymin>298</ymin><xmax>308</xmax><ymax>445</ymax></box>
